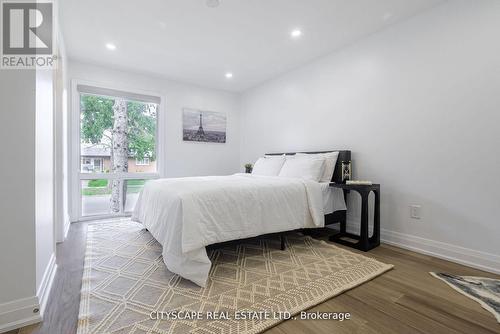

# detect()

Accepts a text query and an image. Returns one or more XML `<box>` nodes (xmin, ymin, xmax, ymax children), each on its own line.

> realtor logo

<box><xmin>1</xmin><ymin>0</ymin><xmax>56</xmax><ymax>68</ymax></box>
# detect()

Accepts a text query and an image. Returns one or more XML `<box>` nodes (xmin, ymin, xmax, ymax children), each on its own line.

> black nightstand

<box><xmin>329</xmin><ymin>182</ymin><xmax>380</xmax><ymax>251</ymax></box>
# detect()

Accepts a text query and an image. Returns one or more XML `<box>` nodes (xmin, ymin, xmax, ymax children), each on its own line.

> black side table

<box><xmin>328</xmin><ymin>183</ymin><xmax>380</xmax><ymax>251</ymax></box>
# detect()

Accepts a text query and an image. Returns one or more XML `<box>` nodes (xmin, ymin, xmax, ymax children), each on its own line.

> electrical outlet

<box><xmin>410</xmin><ymin>205</ymin><xmax>422</xmax><ymax>219</ymax></box>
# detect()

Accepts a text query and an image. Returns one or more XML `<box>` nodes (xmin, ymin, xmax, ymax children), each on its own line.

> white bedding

<box><xmin>132</xmin><ymin>174</ymin><xmax>342</xmax><ymax>287</ymax></box>
<box><xmin>320</xmin><ymin>182</ymin><xmax>347</xmax><ymax>214</ymax></box>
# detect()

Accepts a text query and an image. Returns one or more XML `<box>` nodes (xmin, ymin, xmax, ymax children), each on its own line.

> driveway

<box><xmin>82</xmin><ymin>193</ymin><xmax>139</xmax><ymax>216</ymax></box>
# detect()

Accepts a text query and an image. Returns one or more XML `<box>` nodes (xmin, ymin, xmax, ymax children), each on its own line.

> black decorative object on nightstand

<box><xmin>329</xmin><ymin>182</ymin><xmax>380</xmax><ymax>251</ymax></box>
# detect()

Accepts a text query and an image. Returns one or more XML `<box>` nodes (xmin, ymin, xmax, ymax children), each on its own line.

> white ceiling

<box><xmin>60</xmin><ymin>0</ymin><xmax>445</xmax><ymax>92</ymax></box>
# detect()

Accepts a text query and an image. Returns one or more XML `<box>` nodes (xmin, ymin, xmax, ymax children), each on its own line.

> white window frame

<box><xmin>135</xmin><ymin>157</ymin><xmax>150</xmax><ymax>166</ymax></box>
<box><xmin>70</xmin><ymin>79</ymin><xmax>166</xmax><ymax>222</ymax></box>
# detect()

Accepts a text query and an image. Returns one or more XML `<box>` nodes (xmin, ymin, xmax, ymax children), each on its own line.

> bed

<box><xmin>132</xmin><ymin>150</ymin><xmax>351</xmax><ymax>287</ymax></box>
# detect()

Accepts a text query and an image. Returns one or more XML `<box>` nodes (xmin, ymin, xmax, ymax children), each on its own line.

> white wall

<box><xmin>35</xmin><ymin>68</ymin><xmax>56</xmax><ymax>310</ymax></box>
<box><xmin>0</xmin><ymin>70</ymin><xmax>38</xmax><ymax>309</ymax></box>
<box><xmin>54</xmin><ymin>30</ymin><xmax>70</xmax><ymax>243</ymax></box>
<box><xmin>0</xmin><ymin>67</ymin><xmax>56</xmax><ymax>331</ymax></box>
<box><xmin>240</xmin><ymin>0</ymin><xmax>500</xmax><ymax>271</ymax></box>
<box><xmin>68</xmin><ymin>61</ymin><xmax>241</xmax><ymax>179</ymax></box>
<box><xmin>0</xmin><ymin>34</ymin><xmax>58</xmax><ymax>334</ymax></box>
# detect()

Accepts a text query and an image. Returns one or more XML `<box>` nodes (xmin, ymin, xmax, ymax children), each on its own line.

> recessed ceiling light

<box><xmin>225</xmin><ymin>72</ymin><xmax>233</xmax><ymax>79</ymax></box>
<box><xmin>105</xmin><ymin>43</ymin><xmax>116</xmax><ymax>50</ymax></box>
<box><xmin>290</xmin><ymin>29</ymin><xmax>302</xmax><ymax>38</ymax></box>
<box><xmin>206</xmin><ymin>0</ymin><xmax>220</xmax><ymax>8</ymax></box>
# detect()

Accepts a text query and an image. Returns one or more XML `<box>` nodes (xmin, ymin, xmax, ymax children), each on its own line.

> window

<box><xmin>135</xmin><ymin>157</ymin><xmax>150</xmax><ymax>166</ymax></box>
<box><xmin>74</xmin><ymin>84</ymin><xmax>161</xmax><ymax>219</ymax></box>
<box><xmin>81</xmin><ymin>158</ymin><xmax>103</xmax><ymax>173</ymax></box>
<box><xmin>93</xmin><ymin>158</ymin><xmax>102</xmax><ymax>172</ymax></box>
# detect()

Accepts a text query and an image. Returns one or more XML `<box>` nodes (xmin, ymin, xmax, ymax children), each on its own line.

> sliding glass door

<box><xmin>74</xmin><ymin>84</ymin><xmax>161</xmax><ymax>219</ymax></box>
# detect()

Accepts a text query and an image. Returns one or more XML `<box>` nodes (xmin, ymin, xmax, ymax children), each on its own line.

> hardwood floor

<box><xmin>8</xmin><ymin>222</ymin><xmax>500</xmax><ymax>334</ymax></box>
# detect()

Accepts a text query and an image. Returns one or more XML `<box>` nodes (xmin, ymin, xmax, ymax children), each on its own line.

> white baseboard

<box><xmin>380</xmin><ymin>229</ymin><xmax>500</xmax><ymax>275</ymax></box>
<box><xmin>63</xmin><ymin>216</ymin><xmax>71</xmax><ymax>241</ymax></box>
<box><xmin>344</xmin><ymin>216</ymin><xmax>500</xmax><ymax>274</ymax></box>
<box><xmin>56</xmin><ymin>214</ymin><xmax>71</xmax><ymax>243</ymax></box>
<box><xmin>36</xmin><ymin>253</ymin><xmax>57</xmax><ymax>317</ymax></box>
<box><xmin>0</xmin><ymin>253</ymin><xmax>57</xmax><ymax>333</ymax></box>
<box><xmin>0</xmin><ymin>297</ymin><xmax>41</xmax><ymax>334</ymax></box>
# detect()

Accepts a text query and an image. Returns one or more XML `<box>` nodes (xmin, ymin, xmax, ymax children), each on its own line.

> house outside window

<box><xmin>81</xmin><ymin>157</ymin><xmax>104</xmax><ymax>173</ymax></box>
<box><xmin>135</xmin><ymin>157</ymin><xmax>150</xmax><ymax>166</ymax></box>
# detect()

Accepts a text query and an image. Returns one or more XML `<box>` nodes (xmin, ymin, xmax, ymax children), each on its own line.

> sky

<box><xmin>183</xmin><ymin>108</ymin><xmax>227</xmax><ymax>132</ymax></box>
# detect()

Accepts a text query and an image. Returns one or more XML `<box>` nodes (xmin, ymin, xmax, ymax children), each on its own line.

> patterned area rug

<box><xmin>431</xmin><ymin>272</ymin><xmax>500</xmax><ymax>323</ymax></box>
<box><xmin>77</xmin><ymin>220</ymin><xmax>393</xmax><ymax>334</ymax></box>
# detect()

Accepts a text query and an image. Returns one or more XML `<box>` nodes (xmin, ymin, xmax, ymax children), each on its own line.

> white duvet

<box><xmin>132</xmin><ymin>173</ymin><xmax>325</xmax><ymax>287</ymax></box>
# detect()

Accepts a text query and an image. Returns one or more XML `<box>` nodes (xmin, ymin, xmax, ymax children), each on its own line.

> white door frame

<box><xmin>69</xmin><ymin>79</ymin><xmax>166</xmax><ymax>222</ymax></box>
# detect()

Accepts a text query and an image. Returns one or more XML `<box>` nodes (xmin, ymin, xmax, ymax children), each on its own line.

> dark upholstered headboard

<box><xmin>265</xmin><ymin>150</ymin><xmax>351</xmax><ymax>184</ymax></box>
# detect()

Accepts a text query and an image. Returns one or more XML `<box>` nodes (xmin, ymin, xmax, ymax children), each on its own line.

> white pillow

<box><xmin>252</xmin><ymin>155</ymin><xmax>285</xmax><ymax>176</ymax></box>
<box><xmin>278</xmin><ymin>156</ymin><xmax>326</xmax><ymax>181</ymax></box>
<box><xmin>296</xmin><ymin>152</ymin><xmax>339</xmax><ymax>182</ymax></box>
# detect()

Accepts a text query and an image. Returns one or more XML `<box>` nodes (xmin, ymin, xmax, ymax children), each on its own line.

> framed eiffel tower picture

<box><xmin>182</xmin><ymin>108</ymin><xmax>227</xmax><ymax>143</ymax></box>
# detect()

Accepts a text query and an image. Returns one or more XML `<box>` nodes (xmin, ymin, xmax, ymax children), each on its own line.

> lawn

<box><xmin>83</xmin><ymin>179</ymin><xmax>146</xmax><ymax>196</ymax></box>
<box><xmin>127</xmin><ymin>179</ymin><xmax>146</xmax><ymax>186</ymax></box>
<box><xmin>88</xmin><ymin>179</ymin><xmax>108</xmax><ymax>187</ymax></box>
